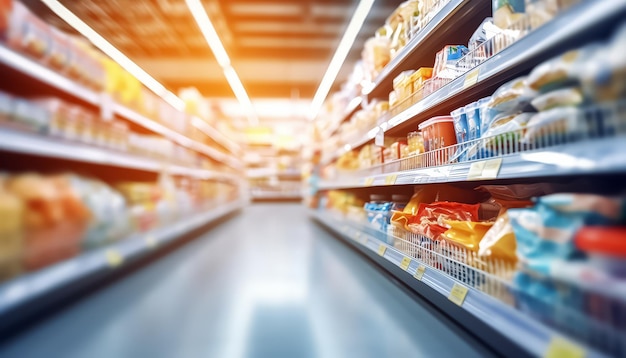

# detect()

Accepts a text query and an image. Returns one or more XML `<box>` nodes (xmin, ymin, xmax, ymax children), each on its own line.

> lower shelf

<box><xmin>0</xmin><ymin>199</ymin><xmax>244</xmax><ymax>330</ymax></box>
<box><xmin>311</xmin><ymin>210</ymin><xmax>610</xmax><ymax>358</ymax></box>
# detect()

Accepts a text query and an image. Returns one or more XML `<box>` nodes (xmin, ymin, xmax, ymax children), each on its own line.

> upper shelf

<box><xmin>0</xmin><ymin>129</ymin><xmax>240</xmax><ymax>182</ymax></box>
<box><xmin>321</xmin><ymin>97</ymin><xmax>363</xmax><ymax>139</ymax></box>
<box><xmin>0</xmin><ymin>44</ymin><xmax>242</xmax><ymax>170</ymax></box>
<box><xmin>381</xmin><ymin>0</ymin><xmax>626</xmax><ymax>137</ymax></box>
<box><xmin>319</xmin><ymin>137</ymin><xmax>626</xmax><ymax>190</ymax></box>
<box><xmin>363</xmin><ymin>0</ymin><xmax>491</xmax><ymax>101</ymax></box>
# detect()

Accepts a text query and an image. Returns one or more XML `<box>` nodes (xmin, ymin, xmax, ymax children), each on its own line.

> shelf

<box><xmin>311</xmin><ymin>210</ymin><xmax>610</xmax><ymax>358</ymax></box>
<box><xmin>246</xmin><ymin>168</ymin><xmax>301</xmax><ymax>179</ymax></box>
<box><xmin>318</xmin><ymin>137</ymin><xmax>626</xmax><ymax>189</ymax></box>
<box><xmin>0</xmin><ymin>200</ymin><xmax>244</xmax><ymax>329</ymax></box>
<box><xmin>0</xmin><ymin>129</ymin><xmax>240</xmax><ymax>182</ymax></box>
<box><xmin>321</xmin><ymin>97</ymin><xmax>363</xmax><ymax>139</ymax></box>
<box><xmin>320</xmin><ymin>131</ymin><xmax>373</xmax><ymax>166</ymax></box>
<box><xmin>0</xmin><ymin>44</ymin><xmax>241</xmax><ymax>169</ymax></box>
<box><xmin>251</xmin><ymin>191</ymin><xmax>302</xmax><ymax>200</ymax></box>
<box><xmin>364</xmin><ymin>0</ymin><xmax>490</xmax><ymax>101</ymax></box>
<box><xmin>381</xmin><ymin>0</ymin><xmax>626</xmax><ymax>136</ymax></box>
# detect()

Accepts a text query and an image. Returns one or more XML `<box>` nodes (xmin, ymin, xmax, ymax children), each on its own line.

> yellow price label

<box><xmin>448</xmin><ymin>283</ymin><xmax>469</xmax><ymax>306</ymax></box>
<box><xmin>481</xmin><ymin>158</ymin><xmax>503</xmax><ymax>179</ymax></box>
<box><xmin>463</xmin><ymin>69</ymin><xmax>480</xmax><ymax>89</ymax></box>
<box><xmin>385</xmin><ymin>174</ymin><xmax>397</xmax><ymax>185</ymax></box>
<box><xmin>145</xmin><ymin>235</ymin><xmax>157</xmax><ymax>249</ymax></box>
<box><xmin>467</xmin><ymin>161</ymin><xmax>487</xmax><ymax>180</ymax></box>
<box><xmin>364</xmin><ymin>177</ymin><xmax>375</xmax><ymax>186</ymax></box>
<box><xmin>377</xmin><ymin>244</ymin><xmax>387</xmax><ymax>256</ymax></box>
<box><xmin>544</xmin><ymin>337</ymin><xmax>585</xmax><ymax>358</ymax></box>
<box><xmin>400</xmin><ymin>257</ymin><xmax>411</xmax><ymax>271</ymax></box>
<box><xmin>105</xmin><ymin>249</ymin><xmax>124</xmax><ymax>268</ymax></box>
<box><xmin>414</xmin><ymin>265</ymin><xmax>426</xmax><ymax>280</ymax></box>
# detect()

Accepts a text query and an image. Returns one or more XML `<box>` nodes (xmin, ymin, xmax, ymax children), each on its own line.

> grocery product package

<box><xmin>478</xmin><ymin>212</ymin><xmax>518</xmax><ymax>262</ymax></box>
<box><xmin>433</xmin><ymin>45</ymin><xmax>469</xmax><ymax>79</ymax></box>
<box><xmin>530</xmin><ymin>87</ymin><xmax>584</xmax><ymax>111</ymax></box>
<box><xmin>0</xmin><ymin>90</ymin><xmax>13</xmax><ymax>123</ymax></box>
<box><xmin>493</xmin><ymin>0</ymin><xmax>525</xmax><ymax>29</ymax></box>
<box><xmin>527</xmin><ymin>44</ymin><xmax>601</xmax><ymax>92</ymax></box>
<box><xmin>466</xmin><ymin>112</ymin><xmax>533</xmax><ymax>160</ymax></box>
<box><xmin>0</xmin><ymin>0</ymin><xmax>11</xmax><ymax>39</ymax></box>
<box><xmin>509</xmin><ymin>193</ymin><xmax>626</xmax><ymax>277</ymax></box>
<box><xmin>0</xmin><ymin>175</ymin><xmax>24</xmax><ymax>281</ymax></box>
<box><xmin>391</xmin><ymin>184</ymin><xmax>486</xmax><ymax>231</ymax></box>
<box><xmin>522</xmin><ymin>107</ymin><xmax>586</xmax><ymax>145</ymax></box>
<box><xmin>579</xmin><ymin>22</ymin><xmax>626</xmax><ymax>102</ymax></box>
<box><xmin>6</xmin><ymin>174</ymin><xmax>90</xmax><ymax>271</ymax></box>
<box><xmin>525</xmin><ymin>0</ymin><xmax>579</xmax><ymax>30</ymax></box>
<box><xmin>488</xmin><ymin>77</ymin><xmax>536</xmax><ymax>116</ymax></box>
<box><xmin>7</xmin><ymin>2</ymin><xmax>51</xmax><ymax>58</ymax></box>
<box><xmin>407</xmin><ymin>202</ymin><xmax>481</xmax><ymax>239</ymax></box>
<box><xmin>441</xmin><ymin>220</ymin><xmax>494</xmax><ymax>251</ymax></box>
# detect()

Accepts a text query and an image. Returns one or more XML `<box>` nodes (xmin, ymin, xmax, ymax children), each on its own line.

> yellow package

<box><xmin>441</xmin><ymin>220</ymin><xmax>493</xmax><ymax>251</ymax></box>
<box><xmin>478</xmin><ymin>212</ymin><xmax>517</xmax><ymax>262</ymax></box>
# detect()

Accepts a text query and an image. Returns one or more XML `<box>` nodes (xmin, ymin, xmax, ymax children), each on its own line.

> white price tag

<box><xmin>100</xmin><ymin>93</ymin><xmax>114</xmax><ymax>122</ymax></box>
<box><xmin>375</xmin><ymin>127</ymin><xmax>384</xmax><ymax>147</ymax></box>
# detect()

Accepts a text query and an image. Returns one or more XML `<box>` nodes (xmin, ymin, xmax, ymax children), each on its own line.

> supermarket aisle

<box><xmin>0</xmin><ymin>203</ymin><xmax>493</xmax><ymax>358</ymax></box>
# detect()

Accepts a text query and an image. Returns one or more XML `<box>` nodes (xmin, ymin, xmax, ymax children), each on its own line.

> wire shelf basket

<box><xmin>351</xmin><ymin>100</ymin><xmax>626</xmax><ymax>178</ymax></box>
<box><xmin>386</xmin><ymin>223</ymin><xmax>626</xmax><ymax>357</ymax></box>
<box><xmin>408</xmin><ymin>0</ymin><xmax>452</xmax><ymax>40</ymax></box>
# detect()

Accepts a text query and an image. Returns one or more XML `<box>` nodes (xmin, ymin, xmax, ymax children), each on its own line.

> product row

<box><xmin>0</xmin><ymin>0</ymin><xmax>232</xmax><ymax>154</ymax></box>
<box><xmin>318</xmin><ymin>183</ymin><xmax>626</xmax><ymax>356</ymax></box>
<box><xmin>317</xmin><ymin>0</ymin><xmax>580</xmax><ymax>142</ymax></box>
<box><xmin>0</xmin><ymin>91</ymin><xmax>236</xmax><ymax>171</ymax></box>
<box><xmin>328</xmin><ymin>22</ymin><xmax>626</xmax><ymax>174</ymax></box>
<box><xmin>0</xmin><ymin>171</ymin><xmax>238</xmax><ymax>283</ymax></box>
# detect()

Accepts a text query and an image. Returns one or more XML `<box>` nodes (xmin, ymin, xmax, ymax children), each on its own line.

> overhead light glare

<box><xmin>186</xmin><ymin>0</ymin><xmax>257</xmax><ymax>126</ymax></box>
<box><xmin>309</xmin><ymin>0</ymin><xmax>375</xmax><ymax>120</ymax></box>
<box><xmin>40</xmin><ymin>0</ymin><xmax>185</xmax><ymax>111</ymax></box>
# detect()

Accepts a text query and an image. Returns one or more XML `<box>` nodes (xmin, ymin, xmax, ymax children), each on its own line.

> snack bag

<box><xmin>442</xmin><ymin>220</ymin><xmax>494</xmax><ymax>251</ymax></box>
<box><xmin>408</xmin><ymin>202</ymin><xmax>481</xmax><ymax>239</ymax></box>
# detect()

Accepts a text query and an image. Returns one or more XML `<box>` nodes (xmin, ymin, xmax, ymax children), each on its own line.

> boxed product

<box><xmin>393</xmin><ymin>70</ymin><xmax>415</xmax><ymax>104</ymax></box>
<box><xmin>493</xmin><ymin>0</ymin><xmax>525</xmax><ymax>29</ymax></box>
<box><xmin>433</xmin><ymin>45</ymin><xmax>468</xmax><ymax>79</ymax></box>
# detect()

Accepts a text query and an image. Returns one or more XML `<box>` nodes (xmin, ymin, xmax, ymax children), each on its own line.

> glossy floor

<box><xmin>0</xmin><ymin>203</ymin><xmax>494</xmax><ymax>358</ymax></box>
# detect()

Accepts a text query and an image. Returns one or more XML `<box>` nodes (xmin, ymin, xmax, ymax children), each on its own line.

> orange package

<box><xmin>408</xmin><ymin>202</ymin><xmax>481</xmax><ymax>239</ymax></box>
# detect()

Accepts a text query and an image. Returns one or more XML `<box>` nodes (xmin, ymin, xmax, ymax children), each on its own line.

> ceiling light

<box><xmin>186</xmin><ymin>0</ymin><xmax>258</xmax><ymax>126</ymax></box>
<box><xmin>185</xmin><ymin>0</ymin><xmax>231</xmax><ymax>67</ymax></box>
<box><xmin>309</xmin><ymin>0</ymin><xmax>375</xmax><ymax>120</ymax></box>
<box><xmin>40</xmin><ymin>0</ymin><xmax>185</xmax><ymax>111</ymax></box>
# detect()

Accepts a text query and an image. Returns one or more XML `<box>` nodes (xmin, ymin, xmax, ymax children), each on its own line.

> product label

<box><xmin>105</xmin><ymin>249</ymin><xmax>124</xmax><ymax>268</ymax></box>
<box><xmin>364</xmin><ymin>177</ymin><xmax>375</xmax><ymax>186</ymax></box>
<box><xmin>414</xmin><ymin>265</ymin><xmax>426</xmax><ymax>280</ymax></box>
<box><xmin>145</xmin><ymin>235</ymin><xmax>157</xmax><ymax>249</ymax></box>
<box><xmin>400</xmin><ymin>257</ymin><xmax>411</xmax><ymax>271</ymax></box>
<box><xmin>481</xmin><ymin>158</ymin><xmax>503</xmax><ymax>179</ymax></box>
<box><xmin>377</xmin><ymin>244</ymin><xmax>387</xmax><ymax>256</ymax></box>
<box><xmin>467</xmin><ymin>161</ymin><xmax>487</xmax><ymax>180</ymax></box>
<box><xmin>448</xmin><ymin>283</ymin><xmax>469</xmax><ymax>306</ymax></box>
<box><xmin>385</xmin><ymin>174</ymin><xmax>398</xmax><ymax>185</ymax></box>
<box><xmin>463</xmin><ymin>69</ymin><xmax>480</xmax><ymax>89</ymax></box>
<box><xmin>544</xmin><ymin>337</ymin><xmax>585</xmax><ymax>358</ymax></box>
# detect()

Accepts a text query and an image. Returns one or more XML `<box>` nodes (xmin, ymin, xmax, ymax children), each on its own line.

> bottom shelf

<box><xmin>311</xmin><ymin>209</ymin><xmax>610</xmax><ymax>358</ymax></box>
<box><xmin>0</xmin><ymin>199</ymin><xmax>245</xmax><ymax>329</ymax></box>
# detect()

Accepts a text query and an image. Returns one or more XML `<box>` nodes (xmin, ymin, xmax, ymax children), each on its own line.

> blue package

<box><xmin>451</xmin><ymin>107</ymin><xmax>468</xmax><ymax>162</ymax></box>
<box><xmin>465</xmin><ymin>101</ymin><xmax>481</xmax><ymax>141</ymax></box>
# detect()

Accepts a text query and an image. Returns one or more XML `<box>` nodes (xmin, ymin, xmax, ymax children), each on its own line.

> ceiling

<box><xmin>27</xmin><ymin>0</ymin><xmax>400</xmax><ymax>101</ymax></box>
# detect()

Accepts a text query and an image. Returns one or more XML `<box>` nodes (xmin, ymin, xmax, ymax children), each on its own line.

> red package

<box><xmin>408</xmin><ymin>201</ymin><xmax>480</xmax><ymax>239</ymax></box>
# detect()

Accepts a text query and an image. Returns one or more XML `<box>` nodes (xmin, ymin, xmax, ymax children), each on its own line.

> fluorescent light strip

<box><xmin>185</xmin><ymin>0</ymin><xmax>231</xmax><ymax>67</ymax></box>
<box><xmin>40</xmin><ymin>0</ymin><xmax>185</xmax><ymax>111</ymax></box>
<box><xmin>309</xmin><ymin>0</ymin><xmax>375</xmax><ymax>119</ymax></box>
<box><xmin>224</xmin><ymin>66</ymin><xmax>258</xmax><ymax>125</ymax></box>
<box><xmin>185</xmin><ymin>0</ymin><xmax>258</xmax><ymax>126</ymax></box>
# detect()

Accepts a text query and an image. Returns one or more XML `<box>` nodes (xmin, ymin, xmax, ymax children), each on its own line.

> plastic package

<box><xmin>408</xmin><ymin>202</ymin><xmax>481</xmax><ymax>239</ymax></box>
<box><xmin>530</xmin><ymin>87</ymin><xmax>584</xmax><ymax>111</ymax></box>
<box><xmin>365</xmin><ymin>195</ymin><xmax>393</xmax><ymax>243</ymax></box>
<box><xmin>471</xmin><ymin>112</ymin><xmax>532</xmax><ymax>159</ymax></box>
<box><xmin>464</xmin><ymin>101</ymin><xmax>481</xmax><ymax>141</ymax></box>
<box><xmin>488</xmin><ymin>77</ymin><xmax>536</xmax><ymax>113</ymax></box>
<box><xmin>363</xmin><ymin>36</ymin><xmax>391</xmax><ymax>81</ymax></box>
<box><xmin>442</xmin><ymin>220</ymin><xmax>494</xmax><ymax>251</ymax></box>
<box><xmin>493</xmin><ymin>0</ymin><xmax>525</xmax><ymax>29</ymax></box>
<box><xmin>575</xmin><ymin>227</ymin><xmax>626</xmax><ymax>278</ymax></box>
<box><xmin>450</xmin><ymin>107</ymin><xmax>468</xmax><ymax>144</ymax></box>
<box><xmin>522</xmin><ymin>107</ymin><xmax>585</xmax><ymax>144</ymax></box>
<box><xmin>580</xmin><ymin>23</ymin><xmax>626</xmax><ymax>102</ymax></box>
<box><xmin>478</xmin><ymin>212</ymin><xmax>517</xmax><ymax>261</ymax></box>
<box><xmin>527</xmin><ymin>44</ymin><xmax>600</xmax><ymax>92</ymax></box>
<box><xmin>469</xmin><ymin>17</ymin><xmax>495</xmax><ymax>52</ymax></box>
